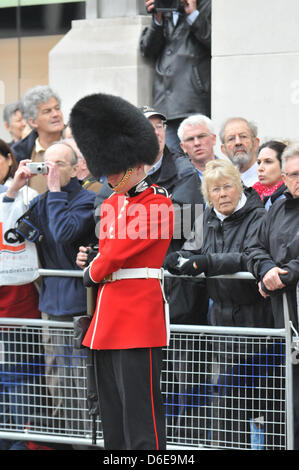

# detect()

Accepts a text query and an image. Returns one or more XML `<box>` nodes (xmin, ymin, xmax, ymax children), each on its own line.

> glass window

<box><xmin>0</xmin><ymin>1</ymin><xmax>85</xmax><ymax>141</ymax></box>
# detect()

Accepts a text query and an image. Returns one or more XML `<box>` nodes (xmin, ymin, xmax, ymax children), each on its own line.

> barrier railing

<box><xmin>0</xmin><ymin>269</ymin><xmax>295</xmax><ymax>450</ymax></box>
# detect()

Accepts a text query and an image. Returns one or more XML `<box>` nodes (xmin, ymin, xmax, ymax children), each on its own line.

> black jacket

<box><xmin>151</xmin><ymin>149</ymin><xmax>208</xmax><ymax>325</ymax></box>
<box><xmin>140</xmin><ymin>0</ymin><xmax>211</xmax><ymax>120</ymax></box>
<box><xmin>152</xmin><ymin>149</ymin><xmax>204</xmax><ymax>251</ymax></box>
<box><xmin>182</xmin><ymin>187</ymin><xmax>274</xmax><ymax>328</ymax></box>
<box><xmin>247</xmin><ymin>192</ymin><xmax>299</xmax><ymax>329</ymax></box>
<box><xmin>263</xmin><ymin>182</ymin><xmax>286</xmax><ymax>209</ymax></box>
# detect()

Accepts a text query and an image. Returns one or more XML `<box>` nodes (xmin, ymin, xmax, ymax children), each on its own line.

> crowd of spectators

<box><xmin>0</xmin><ymin>0</ymin><xmax>298</xmax><ymax>451</ymax></box>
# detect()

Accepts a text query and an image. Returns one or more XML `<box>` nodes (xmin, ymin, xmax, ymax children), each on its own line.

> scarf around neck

<box><xmin>252</xmin><ymin>180</ymin><xmax>284</xmax><ymax>199</ymax></box>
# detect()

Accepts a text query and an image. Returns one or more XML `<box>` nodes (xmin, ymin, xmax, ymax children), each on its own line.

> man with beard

<box><xmin>219</xmin><ymin>117</ymin><xmax>259</xmax><ymax>186</ymax></box>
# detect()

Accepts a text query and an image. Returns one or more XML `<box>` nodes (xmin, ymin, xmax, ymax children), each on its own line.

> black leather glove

<box><xmin>164</xmin><ymin>251</ymin><xmax>181</xmax><ymax>274</ymax></box>
<box><xmin>176</xmin><ymin>254</ymin><xmax>208</xmax><ymax>276</ymax></box>
<box><xmin>164</xmin><ymin>252</ymin><xmax>208</xmax><ymax>276</ymax></box>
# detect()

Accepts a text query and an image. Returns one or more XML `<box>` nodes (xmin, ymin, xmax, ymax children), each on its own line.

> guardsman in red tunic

<box><xmin>70</xmin><ymin>93</ymin><xmax>174</xmax><ymax>450</ymax></box>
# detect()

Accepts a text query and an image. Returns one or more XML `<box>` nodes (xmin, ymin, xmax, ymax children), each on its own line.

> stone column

<box><xmin>212</xmin><ymin>0</ymin><xmax>299</xmax><ymax>151</ymax></box>
<box><xmin>49</xmin><ymin>0</ymin><xmax>152</xmax><ymax>122</ymax></box>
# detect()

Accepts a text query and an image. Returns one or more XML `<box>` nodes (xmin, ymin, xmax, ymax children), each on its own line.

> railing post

<box><xmin>283</xmin><ymin>292</ymin><xmax>294</xmax><ymax>450</ymax></box>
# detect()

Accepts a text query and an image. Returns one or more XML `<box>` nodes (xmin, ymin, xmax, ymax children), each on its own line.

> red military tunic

<box><xmin>83</xmin><ymin>184</ymin><xmax>174</xmax><ymax>350</ymax></box>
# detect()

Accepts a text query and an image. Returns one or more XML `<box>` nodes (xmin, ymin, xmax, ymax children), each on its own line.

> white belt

<box><xmin>102</xmin><ymin>267</ymin><xmax>170</xmax><ymax>346</ymax></box>
<box><xmin>108</xmin><ymin>267</ymin><xmax>163</xmax><ymax>282</ymax></box>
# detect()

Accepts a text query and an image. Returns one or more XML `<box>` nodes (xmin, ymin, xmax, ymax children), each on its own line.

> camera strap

<box><xmin>4</xmin><ymin>185</ymin><xmax>83</xmax><ymax>244</ymax></box>
<box><xmin>4</xmin><ymin>191</ymin><xmax>49</xmax><ymax>244</ymax></box>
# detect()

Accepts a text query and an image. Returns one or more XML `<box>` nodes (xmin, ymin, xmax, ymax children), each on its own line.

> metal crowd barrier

<box><xmin>0</xmin><ymin>269</ymin><xmax>296</xmax><ymax>450</ymax></box>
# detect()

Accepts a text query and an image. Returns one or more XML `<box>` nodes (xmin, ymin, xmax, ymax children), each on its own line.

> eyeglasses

<box><xmin>45</xmin><ymin>161</ymin><xmax>71</xmax><ymax>168</ymax></box>
<box><xmin>151</xmin><ymin>123</ymin><xmax>166</xmax><ymax>132</ymax></box>
<box><xmin>209</xmin><ymin>184</ymin><xmax>235</xmax><ymax>195</ymax></box>
<box><xmin>284</xmin><ymin>172</ymin><xmax>299</xmax><ymax>180</ymax></box>
<box><xmin>184</xmin><ymin>133</ymin><xmax>211</xmax><ymax>143</ymax></box>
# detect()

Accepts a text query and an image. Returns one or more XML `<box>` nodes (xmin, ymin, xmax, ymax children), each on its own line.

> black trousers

<box><xmin>93</xmin><ymin>347</ymin><xmax>166</xmax><ymax>450</ymax></box>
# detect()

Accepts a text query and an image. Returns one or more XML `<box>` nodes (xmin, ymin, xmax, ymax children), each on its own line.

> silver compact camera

<box><xmin>26</xmin><ymin>162</ymin><xmax>48</xmax><ymax>174</ymax></box>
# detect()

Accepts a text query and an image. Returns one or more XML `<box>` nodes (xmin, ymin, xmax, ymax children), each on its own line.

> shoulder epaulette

<box><xmin>152</xmin><ymin>185</ymin><xmax>169</xmax><ymax>198</ymax></box>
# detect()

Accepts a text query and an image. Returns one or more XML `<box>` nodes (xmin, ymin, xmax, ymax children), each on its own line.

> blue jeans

<box><xmin>0</xmin><ymin>438</ymin><xmax>28</xmax><ymax>450</ymax></box>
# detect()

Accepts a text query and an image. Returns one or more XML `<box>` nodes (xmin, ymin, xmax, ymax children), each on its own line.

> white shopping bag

<box><xmin>0</xmin><ymin>191</ymin><xmax>39</xmax><ymax>286</ymax></box>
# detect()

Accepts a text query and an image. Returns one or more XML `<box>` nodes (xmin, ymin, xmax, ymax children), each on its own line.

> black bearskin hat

<box><xmin>69</xmin><ymin>93</ymin><xmax>159</xmax><ymax>177</ymax></box>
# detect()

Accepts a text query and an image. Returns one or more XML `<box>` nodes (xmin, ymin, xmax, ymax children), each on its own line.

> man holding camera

<box><xmin>4</xmin><ymin>141</ymin><xmax>96</xmax><ymax>436</ymax></box>
<box><xmin>140</xmin><ymin>0</ymin><xmax>211</xmax><ymax>154</ymax></box>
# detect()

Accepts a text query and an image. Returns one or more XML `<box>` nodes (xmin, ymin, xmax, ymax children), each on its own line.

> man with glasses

<box><xmin>5</xmin><ymin>140</ymin><xmax>97</xmax><ymax>443</ymax></box>
<box><xmin>144</xmin><ymin>109</ymin><xmax>210</xmax><ymax>440</ymax></box>
<box><xmin>177</xmin><ymin>114</ymin><xmax>217</xmax><ymax>180</ymax></box>
<box><xmin>141</xmin><ymin>106</ymin><xmax>170</xmax><ymax>178</ymax></box>
<box><xmin>141</xmin><ymin>106</ymin><xmax>201</xmax><ymax>203</ymax></box>
<box><xmin>247</xmin><ymin>143</ymin><xmax>299</xmax><ymax>448</ymax></box>
<box><xmin>219</xmin><ymin>117</ymin><xmax>260</xmax><ymax>187</ymax></box>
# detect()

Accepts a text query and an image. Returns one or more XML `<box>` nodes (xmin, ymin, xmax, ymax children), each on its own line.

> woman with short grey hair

<box><xmin>201</xmin><ymin>158</ymin><xmax>243</xmax><ymax>206</ymax></box>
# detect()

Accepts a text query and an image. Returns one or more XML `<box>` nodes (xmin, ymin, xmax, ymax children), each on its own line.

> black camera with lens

<box><xmin>4</xmin><ymin>208</ymin><xmax>41</xmax><ymax>244</ymax></box>
<box><xmin>154</xmin><ymin>0</ymin><xmax>181</xmax><ymax>12</ymax></box>
<box><xmin>86</xmin><ymin>244</ymin><xmax>99</xmax><ymax>267</ymax></box>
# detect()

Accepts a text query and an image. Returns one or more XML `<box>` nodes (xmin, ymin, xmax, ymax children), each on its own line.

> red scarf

<box><xmin>252</xmin><ymin>180</ymin><xmax>284</xmax><ymax>199</ymax></box>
